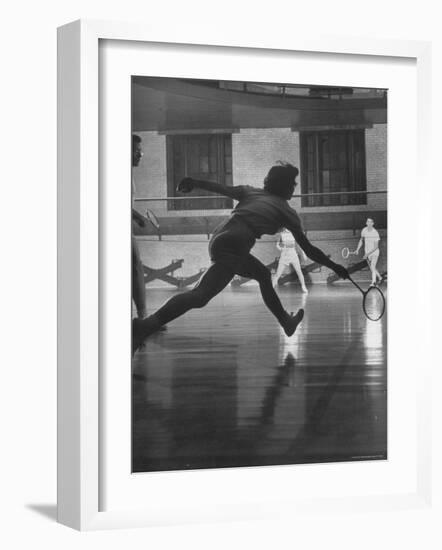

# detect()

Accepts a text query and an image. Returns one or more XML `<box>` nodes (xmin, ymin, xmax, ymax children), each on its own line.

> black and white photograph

<box><xmin>130</xmin><ymin>76</ymin><xmax>388</xmax><ymax>473</ymax></box>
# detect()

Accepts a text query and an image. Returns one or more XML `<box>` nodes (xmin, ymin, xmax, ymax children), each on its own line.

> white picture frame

<box><xmin>57</xmin><ymin>19</ymin><xmax>433</xmax><ymax>531</ymax></box>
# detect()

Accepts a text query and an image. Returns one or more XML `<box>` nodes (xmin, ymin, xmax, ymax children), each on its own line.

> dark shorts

<box><xmin>208</xmin><ymin>217</ymin><xmax>256</xmax><ymax>273</ymax></box>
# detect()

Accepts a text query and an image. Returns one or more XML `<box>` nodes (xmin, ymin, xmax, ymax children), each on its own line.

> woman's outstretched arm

<box><xmin>287</xmin><ymin>215</ymin><xmax>349</xmax><ymax>279</ymax></box>
<box><xmin>177</xmin><ymin>177</ymin><xmax>245</xmax><ymax>200</ymax></box>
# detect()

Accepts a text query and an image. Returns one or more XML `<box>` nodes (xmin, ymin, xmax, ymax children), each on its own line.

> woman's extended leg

<box><xmin>240</xmin><ymin>254</ymin><xmax>304</xmax><ymax>336</ymax></box>
<box><xmin>136</xmin><ymin>262</ymin><xmax>235</xmax><ymax>340</ymax></box>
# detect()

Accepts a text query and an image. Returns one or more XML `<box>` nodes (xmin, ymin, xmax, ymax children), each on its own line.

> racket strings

<box><xmin>363</xmin><ymin>287</ymin><xmax>385</xmax><ymax>321</ymax></box>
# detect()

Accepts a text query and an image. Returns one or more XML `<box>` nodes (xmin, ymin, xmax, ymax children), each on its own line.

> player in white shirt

<box><xmin>273</xmin><ymin>228</ymin><xmax>308</xmax><ymax>292</ymax></box>
<box><xmin>354</xmin><ymin>218</ymin><xmax>382</xmax><ymax>286</ymax></box>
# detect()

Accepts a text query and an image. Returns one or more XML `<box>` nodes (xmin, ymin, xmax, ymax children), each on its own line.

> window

<box><xmin>166</xmin><ymin>134</ymin><xmax>233</xmax><ymax>210</ymax></box>
<box><xmin>300</xmin><ymin>130</ymin><xmax>367</xmax><ymax>207</ymax></box>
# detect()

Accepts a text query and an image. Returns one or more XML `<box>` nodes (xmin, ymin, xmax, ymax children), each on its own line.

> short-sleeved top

<box><xmin>229</xmin><ymin>185</ymin><xmax>302</xmax><ymax>238</ymax></box>
<box><xmin>279</xmin><ymin>230</ymin><xmax>296</xmax><ymax>248</ymax></box>
<box><xmin>361</xmin><ymin>227</ymin><xmax>380</xmax><ymax>254</ymax></box>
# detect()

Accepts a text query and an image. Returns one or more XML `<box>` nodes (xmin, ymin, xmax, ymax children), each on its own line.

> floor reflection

<box><xmin>132</xmin><ymin>285</ymin><xmax>387</xmax><ymax>472</ymax></box>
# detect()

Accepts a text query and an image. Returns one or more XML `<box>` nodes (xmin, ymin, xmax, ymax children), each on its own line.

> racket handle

<box><xmin>348</xmin><ymin>276</ymin><xmax>363</xmax><ymax>293</ymax></box>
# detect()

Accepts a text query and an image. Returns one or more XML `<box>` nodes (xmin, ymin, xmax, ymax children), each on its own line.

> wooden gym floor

<box><xmin>132</xmin><ymin>282</ymin><xmax>387</xmax><ymax>473</ymax></box>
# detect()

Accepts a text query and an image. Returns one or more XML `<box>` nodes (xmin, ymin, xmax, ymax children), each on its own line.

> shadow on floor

<box><xmin>26</xmin><ymin>504</ymin><xmax>57</xmax><ymax>522</ymax></box>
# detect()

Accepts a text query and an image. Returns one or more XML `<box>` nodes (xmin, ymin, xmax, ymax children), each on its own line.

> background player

<box><xmin>353</xmin><ymin>217</ymin><xmax>382</xmax><ymax>286</ymax></box>
<box><xmin>273</xmin><ymin>227</ymin><xmax>308</xmax><ymax>292</ymax></box>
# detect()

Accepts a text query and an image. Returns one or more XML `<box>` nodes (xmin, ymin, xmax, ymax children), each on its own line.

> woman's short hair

<box><xmin>264</xmin><ymin>162</ymin><xmax>299</xmax><ymax>199</ymax></box>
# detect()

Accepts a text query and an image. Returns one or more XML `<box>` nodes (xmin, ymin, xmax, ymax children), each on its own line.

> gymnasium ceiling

<box><xmin>132</xmin><ymin>77</ymin><xmax>387</xmax><ymax>132</ymax></box>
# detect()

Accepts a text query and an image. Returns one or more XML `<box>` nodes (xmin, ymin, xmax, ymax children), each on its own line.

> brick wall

<box><xmin>366</xmin><ymin>124</ymin><xmax>387</xmax><ymax>210</ymax></box>
<box><xmin>133</xmin><ymin>128</ymin><xmax>303</xmax><ymax>216</ymax></box>
<box><xmin>132</xmin><ymin>131</ymin><xmax>168</xmax><ymax>215</ymax></box>
<box><xmin>133</xmin><ymin>125</ymin><xmax>386</xmax><ymax>216</ymax></box>
<box><xmin>232</xmin><ymin>128</ymin><xmax>302</xmax><ymax>209</ymax></box>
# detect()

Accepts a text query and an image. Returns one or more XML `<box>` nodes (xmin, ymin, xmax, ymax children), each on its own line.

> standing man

<box><xmin>354</xmin><ymin>218</ymin><xmax>382</xmax><ymax>286</ymax></box>
<box><xmin>132</xmin><ymin>134</ymin><xmax>147</xmax><ymax>319</ymax></box>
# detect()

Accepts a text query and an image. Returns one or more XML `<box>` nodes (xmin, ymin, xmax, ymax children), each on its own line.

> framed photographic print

<box><xmin>57</xmin><ymin>19</ymin><xmax>433</xmax><ymax>530</ymax></box>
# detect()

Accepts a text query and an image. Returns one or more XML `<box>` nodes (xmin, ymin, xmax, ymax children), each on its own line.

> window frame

<box><xmin>166</xmin><ymin>132</ymin><xmax>233</xmax><ymax>211</ymax></box>
<box><xmin>300</xmin><ymin>128</ymin><xmax>368</xmax><ymax>208</ymax></box>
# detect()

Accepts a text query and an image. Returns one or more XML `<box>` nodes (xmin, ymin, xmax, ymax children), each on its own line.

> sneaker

<box><xmin>283</xmin><ymin>308</ymin><xmax>305</xmax><ymax>337</ymax></box>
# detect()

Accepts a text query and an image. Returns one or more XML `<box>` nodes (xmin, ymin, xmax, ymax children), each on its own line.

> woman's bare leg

<box><xmin>290</xmin><ymin>252</ymin><xmax>308</xmax><ymax>292</ymax></box>
<box><xmin>136</xmin><ymin>262</ymin><xmax>235</xmax><ymax>340</ymax></box>
<box><xmin>241</xmin><ymin>254</ymin><xmax>304</xmax><ymax>336</ymax></box>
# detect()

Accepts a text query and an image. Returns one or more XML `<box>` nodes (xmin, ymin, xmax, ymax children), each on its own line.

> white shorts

<box><xmin>366</xmin><ymin>250</ymin><xmax>379</xmax><ymax>264</ymax></box>
<box><xmin>279</xmin><ymin>249</ymin><xmax>300</xmax><ymax>266</ymax></box>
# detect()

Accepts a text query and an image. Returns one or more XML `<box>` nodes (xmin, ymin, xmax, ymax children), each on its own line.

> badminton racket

<box><xmin>348</xmin><ymin>276</ymin><xmax>385</xmax><ymax>321</ymax></box>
